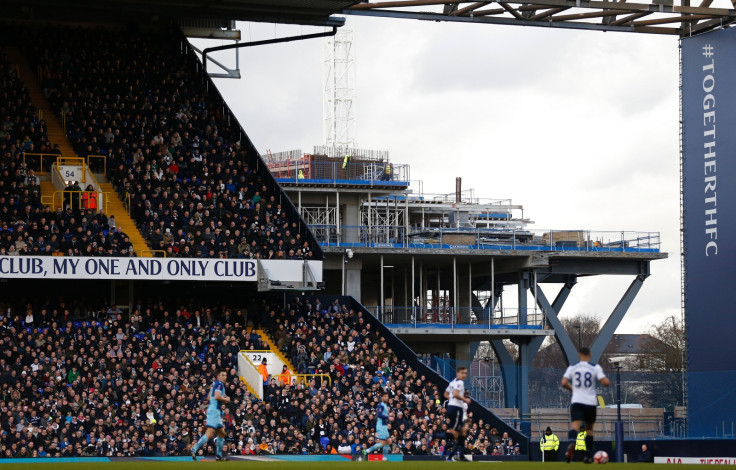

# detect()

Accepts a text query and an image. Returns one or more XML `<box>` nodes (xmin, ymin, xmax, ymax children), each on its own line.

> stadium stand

<box><xmin>0</xmin><ymin>294</ymin><xmax>522</xmax><ymax>457</ymax></box>
<box><xmin>1</xmin><ymin>46</ymin><xmax>136</xmax><ymax>257</ymax></box>
<box><xmin>12</xmin><ymin>24</ymin><xmax>319</xmax><ymax>260</ymax></box>
<box><xmin>0</xmin><ymin>22</ymin><xmax>524</xmax><ymax>460</ymax></box>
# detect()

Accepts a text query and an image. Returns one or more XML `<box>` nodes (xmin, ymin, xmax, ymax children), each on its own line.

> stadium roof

<box><xmin>4</xmin><ymin>0</ymin><xmax>358</xmax><ymax>27</ymax></box>
<box><xmin>7</xmin><ymin>0</ymin><xmax>733</xmax><ymax>33</ymax></box>
<box><xmin>344</xmin><ymin>0</ymin><xmax>736</xmax><ymax>35</ymax></box>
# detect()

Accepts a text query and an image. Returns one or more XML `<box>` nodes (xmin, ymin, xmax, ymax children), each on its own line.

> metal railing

<box><xmin>289</xmin><ymin>373</ymin><xmax>332</xmax><ymax>387</ymax></box>
<box><xmin>40</xmin><ymin>190</ymin><xmax>110</xmax><ymax>213</ymax></box>
<box><xmin>141</xmin><ymin>250</ymin><xmax>166</xmax><ymax>258</ymax></box>
<box><xmin>530</xmin><ymin>415</ymin><xmax>665</xmax><ymax>441</ymax></box>
<box><xmin>86</xmin><ymin>155</ymin><xmax>107</xmax><ymax>175</ymax></box>
<box><xmin>372</xmin><ymin>306</ymin><xmax>544</xmax><ymax>328</ymax></box>
<box><xmin>22</xmin><ymin>153</ymin><xmax>106</xmax><ymax>175</ymax></box>
<box><xmin>22</xmin><ymin>152</ymin><xmax>60</xmax><ymax>173</ymax></box>
<box><xmin>312</xmin><ymin>146</ymin><xmax>389</xmax><ymax>161</ymax></box>
<box><xmin>313</xmin><ymin>225</ymin><xmax>661</xmax><ymax>253</ymax></box>
<box><xmin>270</xmin><ymin>160</ymin><xmax>410</xmax><ymax>184</ymax></box>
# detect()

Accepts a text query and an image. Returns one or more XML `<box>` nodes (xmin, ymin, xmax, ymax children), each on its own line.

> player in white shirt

<box><xmin>561</xmin><ymin>347</ymin><xmax>610</xmax><ymax>463</ymax></box>
<box><xmin>444</xmin><ymin>366</ymin><xmax>471</xmax><ymax>461</ymax></box>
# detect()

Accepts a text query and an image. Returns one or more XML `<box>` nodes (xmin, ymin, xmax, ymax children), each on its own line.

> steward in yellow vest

<box><xmin>540</xmin><ymin>426</ymin><xmax>559</xmax><ymax>461</ymax></box>
<box><xmin>573</xmin><ymin>427</ymin><xmax>587</xmax><ymax>462</ymax></box>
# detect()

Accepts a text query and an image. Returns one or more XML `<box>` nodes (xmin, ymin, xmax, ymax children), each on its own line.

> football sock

<box><xmin>456</xmin><ymin>435</ymin><xmax>466</xmax><ymax>456</ymax></box>
<box><xmin>382</xmin><ymin>444</ymin><xmax>389</xmax><ymax>456</ymax></box>
<box><xmin>585</xmin><ymin>436</ymin><xmax>594</xmax><ymax>459</ymax></box>
<box><xmin>192</xmin><ymin>435</ymin><xmax>208</xmax><ymax>453</ymax></box>
<box><xmin>366</xmin><ymin>443</ymin><xmax>382</xmax><ymax>453</ymax></box>
<box><xmin>216</xmin><ymin>437</ymin><xmax>224</xmax><ymax>457</ymax></box>
<box><xmin>568</xmin><ymin>429</ymin><xmax>577</xmax><ymax>440</ymax></box>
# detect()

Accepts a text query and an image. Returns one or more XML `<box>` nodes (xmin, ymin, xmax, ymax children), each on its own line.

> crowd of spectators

<box><xmin>0</xmin><ymin>295</ymin><xmax>517</xmax><ymax>458</ymax></box>
<box><xmin>25</xmin><ymin>25</ymin><xmax>317</xmax><ymax>260</ymax></box>
<box><xmin>0</xmin><ymin>46</ymin><xmax>136</xmax><ymax>257</ymax></box>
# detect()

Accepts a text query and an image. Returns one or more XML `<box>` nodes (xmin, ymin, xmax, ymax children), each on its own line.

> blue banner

<box><xmin>682</xmin><ymin>28</ymin><xmax>736</xmax><ymax>437</ymax></box>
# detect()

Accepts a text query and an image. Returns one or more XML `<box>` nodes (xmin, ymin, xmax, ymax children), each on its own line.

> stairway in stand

<box><xmin>7</xmin><ymin>47</ymin><xmax>151</xmax><ymax>257</ymax></box>
<box><xmin>39</xmin><ymin>180</ymin><xmax>56</xmax><ymax>204</ymax></box>
<box><xmin>98</xmin><ymin>183</ymin><xmax>151</xmax><ymax>257</ymax></box>
<box><xmin>4</xmin><ymin>47</ymin><xmax>76</xmax><ymax>159</ymax></box>
<box><xmin>257</xmin><ymin>329</ymin><xmax>298</xmax><ymax>372</ymax></box>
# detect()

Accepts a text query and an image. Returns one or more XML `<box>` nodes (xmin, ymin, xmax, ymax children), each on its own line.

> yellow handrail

<box><xmin>56</xmin><ymin>156</ymin><xmax>85</xmax><ymax>166</ymax></box>
<box><xmin>86</xmin><ymin>155</ymin><xmax>106</xmax><ymax>175</ymax></box>
<box><xmin>237</xmin><ymin>350</ymin><xmax>331</xmax><ymax>387</ymax></box>
<box><xmin>141</xmin><ymin>249</ymin><xmax>166</xmax><ymax>258</ymax></box>
<box><xmin>22</xmin><ymin>152</ymin><xmax>60</xmax><ymax>173</ymax></box>
<box><xmin>125</xmin><ymin>192</ymin><xmax>132</xmax><ymax>216</ymax></box>
<box><xmin>40</xmin><ymin>190</ymin><xmax>109</xmax><ymax>214</ymax></box>
<box><xmin>290</xmin><ymin>373</ymin><xmax>332</xmax><ymax>387</ymax></box>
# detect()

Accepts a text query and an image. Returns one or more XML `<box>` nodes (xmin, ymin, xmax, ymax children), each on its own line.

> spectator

<box><xmin>258</xmin><ymin>357</ymin><xmax>269</xmax><ymax>385</ymax></box>
<box><xmin>637</xmin><ymin>444</ymin><xmax>653</xmax><ymax>463</ymax></box>
<box><xmin>20</xmin><ymin>25</ymin><xmax>318</xmax><ymax>260</ymax></box>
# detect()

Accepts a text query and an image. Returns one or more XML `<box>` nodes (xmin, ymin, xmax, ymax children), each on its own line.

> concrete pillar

<box><xmin>343</xmin><ymin>194</ymin><xmax>360</xmax><ymax>244</ymax></box>
<box><xmin>345</xmin><ymin>257</ymin><xmax>362</xmax><ymax>302</ymax></box>
<box><xmin>452</xmin><ymin>341</ymin><xmax>472</xmax><ymax>366</ymax></box>
<box><xmin>457</xmin><ymin>261</ymin><xmax>472</xmax><ymax>323</ymax></box>
<box><xmin>518</xmin><ymin>271</ymin><xmax>530</xmax><ymax>326</ymax></box>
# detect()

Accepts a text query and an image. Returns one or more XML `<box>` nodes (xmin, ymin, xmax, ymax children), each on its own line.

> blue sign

<box><xmin>682</xmin><ymin>28</ymin><xmax>736</xmax><ymax>437</ymax></box>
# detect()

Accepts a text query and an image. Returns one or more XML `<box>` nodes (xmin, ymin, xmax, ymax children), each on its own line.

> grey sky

<box><xmin>194</xmin><ymin>16</ymin><xmax>681</xmax><ymax>334</ymax></box>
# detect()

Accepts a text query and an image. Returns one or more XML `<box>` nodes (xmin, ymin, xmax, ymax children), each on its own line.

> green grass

<box><xmin>0</xmin><ymin>462</ymin><xmax>708</xmax><ymax>470</ymax></box>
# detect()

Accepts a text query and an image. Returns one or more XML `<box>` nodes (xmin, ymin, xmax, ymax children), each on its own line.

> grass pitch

<box><xmin>0</xmin><ymin>462</ymin><xmax>705</xmax><ymax>470</ymax></box>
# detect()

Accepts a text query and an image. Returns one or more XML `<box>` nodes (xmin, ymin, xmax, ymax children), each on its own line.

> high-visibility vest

<box><xmin>342</xmin><ymin>155</ymin><xmax>351</xmax><ymax>168</ymax></box>
<box><xmin>278</xmin><ymin>370</ymin><xmax>292</xmax><ymax>385</ymax></box>
<box><xmin>385</xmin><ymin>164</ymin><xmax>392</xmax><ymax>174</ymax></box>
<box><xmin>575</xmin><ymin>431</ymin><xmax>586</xmax><ymax>451</ymax></box>
<box><xmin>82</xmin><ymin>191</ymin><xmax>98</xmax><ymax>210</ymax></box>
<box><xmin>540</xmin><ymin>433</ymin><xmax>559</xmax><ymax>451</ymax></box>
<box><xmin>258</xmin><ymin>363</ymin><xmax>269</xmax><ymax>383</ymax></box>
<box><xmin>298</xmin><ymin>170</ymin><xmax>305</xmax><ymax>179</ymax></box>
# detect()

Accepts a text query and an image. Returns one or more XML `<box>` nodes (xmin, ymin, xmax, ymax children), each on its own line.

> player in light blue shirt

<box><xmin>191</xmin><ymin>369</ymin><xmax>231</xmax><ymax>460</ymax></box>
<box><xmin>363</xmin><ymin>390</ymin><xmax>392</xmax><ymax>458</ymax></box>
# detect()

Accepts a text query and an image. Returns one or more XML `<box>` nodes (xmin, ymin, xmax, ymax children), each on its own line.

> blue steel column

<box><xmin>491</xmin><ymin>271</ymin><xmax>545</xmax><ymax>440</ymax></box>
<box><xmin>490</xmin><ymin>339</ymin><xmax>517</xmax><ymax>408</ymax></box>
<box><xmin>535</xmin><ymin>282</ymin><xmax>579</xmax><ymax>365</ymax></box>
<box><xmin>517</xmin><ymin>336</ymin><xmax>545</xmax><ymax>438</ymax></box>
<box><xmin>590</xmin><ymin>272</ymin><xmax>648</xmax><ymax>363</ymax></box>
<box><xmin>493</xmin><ymin>275</ymin><xmax>578</xmax><ymax>440</ymax></box>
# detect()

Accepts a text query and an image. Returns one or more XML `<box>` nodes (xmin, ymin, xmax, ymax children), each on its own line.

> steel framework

<box><xmin>344</xmin><ymin>0</ymin><xmax>736</xmax><ymax>35</ymax></box>
<box><xmin>324</xmin><ymin>28</ymin><xmax>357</xmax><ymax>148</ymax></box>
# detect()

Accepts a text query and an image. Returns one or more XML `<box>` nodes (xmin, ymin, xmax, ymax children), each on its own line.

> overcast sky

<box><xmin>193</xmin><ymin>16</ymin><xmax>682</xmax><ymax>334</ymax></box>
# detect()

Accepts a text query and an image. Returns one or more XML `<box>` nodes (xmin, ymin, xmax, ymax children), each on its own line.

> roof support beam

<box><xmin>589</xmin><ymin>274</ymin><xmax>648</xmax><ymax>363</ymax></box>
<box><xmin>453</xmin><ymin>1</ymin><xmax>492</xmax><ymax>15</ymax></box>
<box><xmin>345</xmin><ymin>0</ymin><xmax>736</xmax><ymax>35</ymax></box>
<box><xmin>551</xmin><ymin>9</ymin><xmax>631</xmax><ymax>21</ymax></box>
<box><xmin>535</xmin><ymin>281</ymin><xmax>579</xmax><ymax>366</ymax></box>
<box><xmin>634</xmin><ymin>13</ymin><xmax>711</xmax><ymax>25</ymax></box>
<box><xmin>530</xmin><ymin>7</ymin><xmax>570</xmax><ymax>20</ymax></box>
<box><xmin>611</xmin><ymin>11</ymin><xmax>650</xmax><ymax>25</ymax></box>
